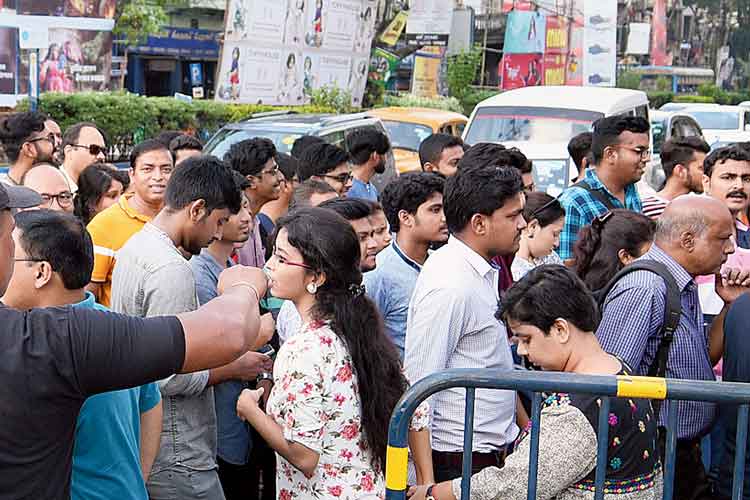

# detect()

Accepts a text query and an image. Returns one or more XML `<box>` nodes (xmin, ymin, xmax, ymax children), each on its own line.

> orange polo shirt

<box><xmin>87</xmin><ymin>193</ymin><xmax>152</xmax><ymax>307</ymax></box>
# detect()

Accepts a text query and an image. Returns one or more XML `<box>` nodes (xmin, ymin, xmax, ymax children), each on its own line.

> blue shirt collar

<box><xmin>643</xmin><ymin>244</ymin><xmax>694</xmax><ymax>292</ymax></box>
<box><xmin>72</xmin><ymin>291</ymin><xmax>98</xmax><ymax>309</ymax></box>
<box><xmin>391</xmin><ymin>240</ymin><xmax>422</xmax><ymax>273</ymax></box>
<box><xmin>584</xmin><ymin>167</ymin><xmax>639</xmax><ymax>199</ymax></box>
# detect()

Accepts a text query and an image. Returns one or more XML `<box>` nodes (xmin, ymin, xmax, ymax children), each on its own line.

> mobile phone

<box><xmin>258</xmin><ymin>344</ymin><xmax>276</xmax><ymax>359</ymax></box>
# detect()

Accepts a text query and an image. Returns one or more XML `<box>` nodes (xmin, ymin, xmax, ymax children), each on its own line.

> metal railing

<box><xmin>385</xmin><ymin>369</ymin><xmax>750</xmax><ymax>500</ymax></box>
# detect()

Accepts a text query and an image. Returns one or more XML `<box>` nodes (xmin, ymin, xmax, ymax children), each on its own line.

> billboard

<box><xmin>217</xmin><ymin>0</ymin><xmax>376</xmax><ymax>105</ymax></box>
<box><xmin>583</xmin><ymin>0</ymin><xmax>616</xmax><ymax>87</ymax></box>
<box><xmin>500</xmin><ymin>53</ymin><xmax>543</xmax><ymax>90</ymax></box>
<box><xmin>0</xmin><ymin>27</ymin><xmax>18</xmax><ymax>106</ymax></box>
<box><xmin>17</xmin><ymin>0</ymin><xmax>115</xmax><ymax>17</ymax></box>
<box><xmin>405</xmin><ymin>0</ymin><xmax>453</xmax><ymax>47</ymax></box>
<box><xmin>19</xmin><ymin>28</ymin><xmax>112</xmax><ymax>93</ymax></box>
<box><xmin>503</xmin><ymin>10</ymin><xmax>546</xmax><ymax>54</ymax></box>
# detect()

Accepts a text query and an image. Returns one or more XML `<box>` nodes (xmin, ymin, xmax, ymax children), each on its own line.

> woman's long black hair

<box><xmin>573</xmin><ymin>209</ymin><xmax>655</xmax><ymax>292</ymax></box>
<box><xmin>274</xmin><ymin>207</ymin><xmax>406</xmax><ymax>473</ymax></box>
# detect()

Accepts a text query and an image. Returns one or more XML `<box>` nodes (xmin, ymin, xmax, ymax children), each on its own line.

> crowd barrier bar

<box><xmin>385</xmin><ymin>369</ymin><xmax>750</xmax><ymax>500</ymax></box>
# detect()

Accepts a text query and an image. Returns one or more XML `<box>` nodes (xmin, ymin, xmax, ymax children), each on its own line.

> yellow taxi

<box><xmin>367</xmin><ymin>107</ymin><xmax>468</xmax><ymax>173</ymax></box>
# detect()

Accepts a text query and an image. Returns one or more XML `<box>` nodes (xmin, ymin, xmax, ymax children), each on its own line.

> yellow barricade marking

<box><xmin>385</xmin><ymin>445</ymin><xmax>409</xmax><ymax>491</ymax></box>
<box><xmin>617</xmin><ymin>376</ymin><xmax>667</xmax><ymax>400</ymax></box>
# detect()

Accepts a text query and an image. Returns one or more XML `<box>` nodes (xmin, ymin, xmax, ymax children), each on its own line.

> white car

<box><xmin>463</xmin><ymin>86</ymin><xmax>650</xmax><ymax>194</ymax></box>
<box><xmin>644</xmin><ymin>110</ymin><xmax>705</xmax><ymax>190</ymax></box>
<box><xmin>682</xmin><ymin>104</ymin><xmax>750</xmax><ymax>146</ymax></box>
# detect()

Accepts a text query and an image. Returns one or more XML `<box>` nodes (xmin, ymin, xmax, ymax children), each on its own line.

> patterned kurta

<box><xmin>267</xmin><ymin>320</ymin><xmax>428</xmax><ymax>499</ymax></box>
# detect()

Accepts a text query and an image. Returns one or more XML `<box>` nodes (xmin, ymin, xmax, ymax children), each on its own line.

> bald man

<box><xmin>21</xmin><ymin>164</ymin><xmax>74</xmax><ymax>213</ymax></box>
<box><xmin>596</xmin><ymin>195</ymin><xmax>750</xmax><ymax>500</ymax></box>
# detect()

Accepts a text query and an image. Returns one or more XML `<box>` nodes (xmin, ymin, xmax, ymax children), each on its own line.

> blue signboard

<box><xmin>189</xmin><ymin>62</ymin><xmax>203</xmax><ymax>86</ymax></box>
<box><xmin>130</xmin><ymin>27</ymin><xmax>221</xmax><ymax>59</ymax></box>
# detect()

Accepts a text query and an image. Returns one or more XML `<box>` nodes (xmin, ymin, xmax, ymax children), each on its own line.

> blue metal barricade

<box><xmin>385</xmin><ymin>369</ymin><xmax>750</xmax><ymax>500</ymax></box>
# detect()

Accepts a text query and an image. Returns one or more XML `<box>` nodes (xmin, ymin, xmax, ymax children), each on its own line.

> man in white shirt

<box><xmin>404</xmin><ymin>153</ymin><xmax>527</xmax><ymax>482</ymax></box>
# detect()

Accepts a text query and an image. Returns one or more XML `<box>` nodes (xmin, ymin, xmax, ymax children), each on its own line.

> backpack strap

<box><xmin>597</xmin><ymin>260</ymin><xmax>682</xmax><ymax>418</ymax></box>
<box><xmin>572</xmin><ymin>179</ymin><xmax>617</xmax><ymax>211</ymax></box>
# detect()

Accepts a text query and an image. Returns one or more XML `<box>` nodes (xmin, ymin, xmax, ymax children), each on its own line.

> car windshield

<box><xmin>464</xmin><ymin>106</ymin><xmax>603</xmax><ymax>144</ymax></box>
<box><xmin>651</xmin><ymin>119</ymin><xmax>667</xmax><ymax>154</ymax></box>
<box><xmin>533</xmin><ymin>159</ymin><xmax>571</xmax><ymax>196</ymax></box>
<box><xmin>204</xmin><ymin>128</ymin><xmax>305</xmax><ymax>158</ymax></box>
<box><xmin>382</xmin><ymin>121</ymin><xmax>433</xmax><ymax>151</ymax></box>
<box><xmin>685</xmin><ymin>111</ymin><xmax>739</xmax><ymax>130</ymax></box>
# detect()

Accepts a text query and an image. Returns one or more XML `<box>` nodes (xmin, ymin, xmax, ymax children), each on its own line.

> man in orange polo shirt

<box><xmin>86</xmin><ymin>140</ymin><xmax>173</xmax><ymax>306</ymax></box>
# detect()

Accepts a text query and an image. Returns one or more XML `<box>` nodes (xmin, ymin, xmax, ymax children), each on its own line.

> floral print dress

<box><xmin>267</xmin><ymin>320</ymin><xmax>429</xmax><ymax>499</ymax></box>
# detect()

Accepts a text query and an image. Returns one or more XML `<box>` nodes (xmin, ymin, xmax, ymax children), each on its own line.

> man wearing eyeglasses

<box><xmin>297</xmin><ymin>142</ymin><xmax>354</xmax><ymax>196</ymax></box>
<box><xmin>60</xmin><ymin>122</ymin><xmax>107</xmax><ymax>193</ymax></box>
<box><xmin>21</xmin><ymin>163</ymin><xmax>74</xmax><ymax>213</ymax></box>
<box><xmin>0</xmin><ymin>111</ymin><xmax>56</xmax><ymax>186</ymax></box>
<box><xmin>224</xmin><ymin>138</ymin><xmax>284</xmax><ymax>269</ymax></box>
<box><xmin>558</xmin><ymin>115</ymin><xmax>649</xmax><ymax>263</ymax></box>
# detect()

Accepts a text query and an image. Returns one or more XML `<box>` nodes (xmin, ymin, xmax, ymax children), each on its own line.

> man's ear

<box><xmin>188</xmin><ymin>199</ymin><xmax>208</xmax><ymax>222</ymax></box>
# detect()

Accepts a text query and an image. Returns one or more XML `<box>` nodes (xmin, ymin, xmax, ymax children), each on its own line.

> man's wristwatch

<box><xmin>256</xmin><ymin>372</ymin><xmax>273</xmax><ymax>383</ymax></box>
<box><xmin>425</xmin><ymin>484</ymin><xmax>436</xmax><ymax>500</ymax></box>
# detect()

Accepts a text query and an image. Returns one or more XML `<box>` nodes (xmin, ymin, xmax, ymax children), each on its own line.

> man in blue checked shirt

<box><xmin>558</xmin><ymin>115</ymin><xmax>648</xmax><ymax>261</ymax></box>
<box><xmin>596</xmin><ymin>195</ymin><xmax>750</xmax><ymax>500</ymax></box>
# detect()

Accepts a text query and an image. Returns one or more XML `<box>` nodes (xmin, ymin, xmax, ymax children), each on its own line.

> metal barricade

<box><xmin>385</xmin><ymin>368</ymin><xmax>750</xmax><ymax>500</ymax></box>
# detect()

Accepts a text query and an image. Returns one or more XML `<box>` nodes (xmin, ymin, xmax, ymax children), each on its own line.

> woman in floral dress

<box><xmin>409</xmin><ymin>266</ymin><xmax>662</xmax><ymax>500</ymax></box>
<box><xmin>237</xmin><ymin>207</ymin><xmax>432</xmax><ymax>499</ymax></box>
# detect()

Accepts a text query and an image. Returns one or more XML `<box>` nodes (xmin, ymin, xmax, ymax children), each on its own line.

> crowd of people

<box><xmin>0</xmin><ymin>108</ymin><xmax>749</xmax><ymax>500</ymax></box>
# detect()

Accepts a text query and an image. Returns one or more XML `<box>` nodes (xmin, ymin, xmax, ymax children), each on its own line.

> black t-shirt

<box><xmin>0</xmin><ymin>304</ymin><xmax>185</xmax><ymax>500</ymax></box>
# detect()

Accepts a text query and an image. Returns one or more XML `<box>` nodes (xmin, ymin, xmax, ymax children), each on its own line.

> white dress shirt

<box><xmin>404</xmin><ymin>236</ymin><xmax>518</xmax><ymax>453</ymax></box>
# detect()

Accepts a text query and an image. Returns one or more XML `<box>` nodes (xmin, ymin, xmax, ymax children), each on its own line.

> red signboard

<box><xmin>545</xmin><ymin>15</ymin><xmax>568</xmax><ymax>54</ymax></box>
<box><xmin>500</xmin><ymin>53</ymin><xmax>544</xmax><ymax>90</ymax></box>
<box><xmin>543</xmin><ymin>53</ymin><xmax>566</xmax><ymax>86</ymax></box>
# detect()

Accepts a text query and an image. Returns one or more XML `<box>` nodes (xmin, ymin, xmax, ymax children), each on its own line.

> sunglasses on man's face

<box><xmin>71</xmin><ymin>143</ymin><xmax>106</xmax><ymax>156</ymax></box>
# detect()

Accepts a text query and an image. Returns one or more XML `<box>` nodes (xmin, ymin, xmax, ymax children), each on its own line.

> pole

<box><xmin>480</xmin><ymin>0</ymin><xmax>491</xmax><ymax>85</ymax></box>
<box><xmin>29</xmin><ymin>49</ymin><xmax>38</xmax><ymax>112</ymax></box>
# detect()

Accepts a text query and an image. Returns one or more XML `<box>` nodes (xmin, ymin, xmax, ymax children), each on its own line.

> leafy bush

<box><xmin>647</xmin><ymin>91</ymin><xmax>674</xmax><ymax>109</ymax></box>
<box><xmin>382</xmin><ymin>93</ymin><xmax>464</xmax><ymax>113</ymax></box>
<box><xmin>310</xmin><ymin>86</ymin><xmax>355</xmax><ymax>114</ymax></box>
<box><xmin>617</xmin><ymin>71</ymin><xmax>642</xmax><ymax>90</ymax></box>
<box><xmin>459</xmin><ymin>89</ymin><xmax>500</xmax><ymax>116</ymax></box>
<box><xmin>673</xmin><ymin>95</ymin><xmax>716</xmax><ymax>104</ymax></box>
<box><xmin>446</xmin><ymin>46</ymin><xmax>483</xmax><ymax>99</ymax></box>
<box><xmin>17</xmin><ymin>92</ymin><xmax>335</xmax><ymax>159</ymax></box>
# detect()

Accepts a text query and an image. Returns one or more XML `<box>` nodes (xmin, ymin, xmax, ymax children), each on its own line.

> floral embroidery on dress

<box><xmin>266</xmin><ymin>321</ymin><xmax>427</xmax><ymax>499</ymax></box>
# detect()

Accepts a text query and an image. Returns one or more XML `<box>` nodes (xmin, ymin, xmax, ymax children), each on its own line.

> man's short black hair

<box><xmin>169</xmin><ymin>134</ymin><xmax>203</xmax><ymax>157</ymax></box>
<box><xmin>501</xmin><ymin>264</ymin><xmax>600</xmax><ymax>334</ymax></box>
<box><xmin>458</xmin><ymin>142</ymin><xmax>531</xmax><ymax>174</ymax></box>
<box><xmin>318</xmin><ymin>197</ymin><xmax>373</xmax><ymax>221</ymax></box>
<box><xmin>444</xmin><ymin>162</ymin><xmax>523</xmax><ymax>234</ymax></box>
<box><xmin>0</xmin><ymin>111</ymin><xmax>47</xmax><ymax>163</ymax></box>
<box><xmin>297</xmin><ymin>142</ymin><xmax>350</xmax><ymax>182</ymax></box>
<box><xmin>381</xmin><ymin>172</ymin><xmax>444</xmax><ymax>232</ymax></box>
<box><xmin>15</xmin><ymin>209</ymin><xmax>94</xmax><ymax>290</ymax></box>
<box><xmin>276</xmin><ymin>152</ymin><xmax>298</xmax><ymax>181</ymax></box>
<box><xmin>165</xmin><ymin>155</ymin><xmax>242</xmax><ymax>215</ymax></box>
<box><xmin>346</xmin><ymin>128</ymin><xmax>390</xmax><ymax>165</ymax></box>
<box><xmin>568</xmin><ymin>132</ymin><xmax>592</xmax><ymax>170</ymax></box>
<box><xmin>291</xmin><ymin>135</ymin><xmax>325</xmax><ymax>159</ymax></box>
<box><xmin>419</xmin><ymin>133</ymin><xmax>464</xmax><ymax>167</ymax></box>
<box><xmin>289</xmin><ymin>179</ymin><xmax>337</xmax><ymax>211</ymax></box>
<box><xmin>154</xmin><ymin>130</ymin><xmax>183</xmax><ymax>148</ymax></box>
<box><xmin>232</xmin><ymin>170</ymin><xmax>251</xmax><ymax>191</ymax></box>
<box><xmin>660</xmin><ymin>136</ymin><xmax>710</xmax><ymax>179</ymax></box>
<box><xmin>591</xmin><ymin>115</ymin><xmax>650</xmax><ymax>164</ymax></box>
<box><xmin>224</xmin><ymin>138</ymin><xmax>277</xmax><ymax>177</ymax></box>
<box><xmin>703</xmin><ymin>144</ymin><xmax>750</xmax><ymax>178</ymax></box>
<box><xmin>129</xmin><ymin>139</ymin><xmax>171</xmax><ymax>171</ymax></box>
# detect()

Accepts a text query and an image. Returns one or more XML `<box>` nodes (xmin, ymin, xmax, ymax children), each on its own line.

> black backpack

<box><xmin>595</xmin><ymin>260</ymin><xmax>682</xmax><ymax>383</ymax></box>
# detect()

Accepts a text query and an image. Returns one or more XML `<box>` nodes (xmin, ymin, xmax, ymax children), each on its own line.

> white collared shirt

<box><xmin>404</xmin><ymin>236</ymin><xmax>518</xmax><ymax>452</ymax></box>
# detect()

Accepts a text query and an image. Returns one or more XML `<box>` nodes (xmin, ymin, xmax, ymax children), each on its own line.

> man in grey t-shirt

<box><xmin>112</xmin><ymin>156</ymin><xmax>269</xmax><ymax>500</ymax></box>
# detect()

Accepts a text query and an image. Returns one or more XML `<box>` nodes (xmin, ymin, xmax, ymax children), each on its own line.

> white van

<box><xmin>462</xmin><ymin>86</ymin><xmax>650</xmax><ymax>194</ymax></box>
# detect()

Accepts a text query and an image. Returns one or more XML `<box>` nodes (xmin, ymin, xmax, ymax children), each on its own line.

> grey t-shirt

<box><xmin>111</xmin><ymin>223</ymin><xmax>217</xmax><ymax>474</ymax></box>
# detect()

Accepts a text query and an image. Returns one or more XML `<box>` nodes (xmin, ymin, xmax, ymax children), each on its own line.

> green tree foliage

<box><xmin>446</xmin><ymin>46</ymin><xmax>483</xmax><ymax>99</ymax></box>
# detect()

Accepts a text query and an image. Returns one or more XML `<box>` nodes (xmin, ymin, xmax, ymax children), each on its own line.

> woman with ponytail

<box><xmin>237</xmin><ymin>207</ymin><xmax>430</xmax><ymax>499</ymax></box>
<box><xmin>573</xmin><ymin>209</ymin><xmax>655</xmax><ymax>292</ymax></box>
